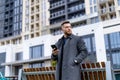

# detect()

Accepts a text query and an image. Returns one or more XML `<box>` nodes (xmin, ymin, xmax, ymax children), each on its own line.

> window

<box><xmin>20</xmin><ymin>0</ymin><xmax>22</xmax><ymax>5</ymax></box>
<box><xmin>91</xmin><ymin>17</ymin><xmax>99</xmax><ymax>24</ymax></box>
<box><xmin>118</xmin><ymin>0</ymin><xmax>120</xmax><ymax>6</ymax></box>
<box><xmin>83</xmin><ymin>38</ymin><xmax>91</xmax><ymax>52</ymax></box>
<box><xmin>24</xmin><ymin>35</ymin><xmax>29</xmax><ymax>40</ymax></box>
<box><xmin>110</xmin><ymin>32</ymin><xmax>120</xmax><ymax>48</ymax></box>
<box><xmin>0</xmin><ymin>53</ymin><xmax>6</xmax><ymax>75</ymax></box>
<box><xmin>82</xmin><ymin>35</ymin><xmax>96</xmax><ymax>62</ymax></box>
<box><xmin>112</xmin><ymin>52</ymin><xmax>120</xmax><ymax>68</ymax></box>
<box><xmin>94</xmin><ymin>0</ymin><xmax>96</xmax><ymax>4</ymax></box>
<box><xmin>90</xmin><ymin>7</ymin><xmax>93</xmax><ymax>13</ymax></box>
<box><xmin>20</xmin><ymin>14</ymin><xmax>22</xmax><ymax>21</ymax></box>
<box><xmin>90</xmin><ymin>0</ymin><xmax>92</xmax><ymax>5</ymax></box>
<box><xmin>15</xmin><ymin>66</ymin><xmax>22</xmax><ymax>75</ymax></box>
<box><xmin>92</xmin><ymin>37</ymin><xmax>96</xmax><ymax>51</ymax></box>
<box><xmin>82</xmin><ymin>35</ymin><xmax>96</xmax><ymax>53</ymax></box>
<box><xmin>105</xmin><ymin>32</ymin><xmax>120</xmax><ymax>69</ymax></box>
<box><xmin>30</xmin><ymin>45</ymin><xmax>44</xmax><ymax>59</ymax></box>
<box><xmin>20</xmin><ymin>22</ymin><xmax>22</xmax><ymax>29</ymax></box>
<box><xmin>16</xmin><ymin>52</ymin><xmax>23</xmax><ymax>61</ymax></box>
<box><xmin>104</xmin><ymin>35</ymin><xmax>109</xmax><ymax>49</ymax></box>
<box><xmin>29</xmin><ymin>62</ymin><xmax>44</xmax><ymax>68</ymax></box>
<box><xmin>94</xmin><ymin>6</ymin><xmax>97</xmax><ymax>12</ymax></box>
<box><xmin>20</xmin><ymin>6</ymin><xmax>22</xmax><ymax>13</ymax></box>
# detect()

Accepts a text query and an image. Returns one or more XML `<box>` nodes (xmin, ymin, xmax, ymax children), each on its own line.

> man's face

<box><xmin>62</xmin><ymin>23</ymin><xmax>72</xmax><ymax>36</ymax></box>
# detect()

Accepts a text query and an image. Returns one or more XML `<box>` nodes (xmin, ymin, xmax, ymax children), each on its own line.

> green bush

<box><xmin>51</xmin><ymin>60</ymin><xmax>57</xmax><ymax>67</ymax></box>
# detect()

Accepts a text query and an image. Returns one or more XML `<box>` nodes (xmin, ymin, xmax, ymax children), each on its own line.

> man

<box><xmin>51</xmin><ymin>21</ymin><xmax>88</xmax><ymax>80</ymax></box>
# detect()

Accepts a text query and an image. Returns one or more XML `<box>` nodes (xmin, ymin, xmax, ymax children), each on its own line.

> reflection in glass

<box><xmin>112</xmin><ymin>52</ymin><xmax>120</xmax><ymax>69</ymax></box>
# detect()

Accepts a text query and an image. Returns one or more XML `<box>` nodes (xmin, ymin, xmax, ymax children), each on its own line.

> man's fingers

<box><xmin>52</xmin><ymin>49</ymin><xmax>59</xmax><ymax>55</ymax></box>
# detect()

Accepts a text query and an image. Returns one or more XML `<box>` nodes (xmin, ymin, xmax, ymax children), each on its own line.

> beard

<box><xmin>64</xmin><ymin>31</ymin><xmax>72</xmax><ymax>36</ymax></box>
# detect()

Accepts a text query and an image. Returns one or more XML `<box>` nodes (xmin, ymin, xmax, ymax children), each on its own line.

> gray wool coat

<box><xmin>51</xmin><ymin>34</ymin><xmax>88</xmax><ymax>80</ymax></box>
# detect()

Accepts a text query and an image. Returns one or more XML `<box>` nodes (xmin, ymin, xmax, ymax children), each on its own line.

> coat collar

<box><xmin>61</xmin><ymin>34</ymin><xmax>74</xmax><ymax>40</ymax></box>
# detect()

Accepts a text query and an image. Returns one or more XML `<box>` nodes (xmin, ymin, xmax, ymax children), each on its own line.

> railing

<box><xmin>6</xmin><ymin>76</ymin><xmax>18</xmax><ymax>80</ymax></box>
<box><xmin>19</xmin><ymin>67</ymin><xmax>55</xmax><ymax>80</ymax></box>
<box><xmin>80</xmin><ymin>61</ymin><xmax>114</xmax><ymax>80</ymax></box>
<box><xmin>18</xmin><ymin>61</ymin><xmax>115</xmax><ymax>80</ymax></box>
<box><xmin>99</xmin><ymin>0</ymin><xmax>113</xmax><ymax>3</ymax></box>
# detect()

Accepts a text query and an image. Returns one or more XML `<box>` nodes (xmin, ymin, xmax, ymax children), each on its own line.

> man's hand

<box><xmin>52</xmin><ymin>49</ymin><xmax>59</xmax><ymax>55</ymax></box>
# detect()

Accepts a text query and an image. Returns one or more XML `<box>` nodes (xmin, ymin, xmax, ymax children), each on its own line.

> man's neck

<box><xmin>63</xmin><ymin>34</ymin><xmax>71</xmax><ymax>38</ymax></box>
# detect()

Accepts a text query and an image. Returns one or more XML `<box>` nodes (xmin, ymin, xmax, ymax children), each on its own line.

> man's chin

<box><xmin>66</xmin><ymin>33</ymin><xmax>72</xmax><ymax>36</ymax></box>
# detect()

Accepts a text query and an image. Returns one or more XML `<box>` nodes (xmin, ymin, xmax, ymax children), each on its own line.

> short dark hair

<box><xmin>61</xmin><ymin>21</ymin><xmax>70</xmax><ymax>26</ymax></box>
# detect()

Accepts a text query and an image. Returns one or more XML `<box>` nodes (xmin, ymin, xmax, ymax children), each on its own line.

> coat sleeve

<box><xmin>74</xmin><ymin>37</ymin><xmax>88</xmax><ymax>64</ymax></box>
<box><xmin>51</xmin><ymin>39</ymin><xmax>60</xmax><ymax>61</ymax></box>
<box><xmin>51</xmin><ymin>54</ymin><xmax>58</xmax><ymax>61</ymax></box>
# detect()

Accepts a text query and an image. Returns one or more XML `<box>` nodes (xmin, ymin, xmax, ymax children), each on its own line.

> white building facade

<box><xmin>1</xmin><ymin>18</ymin><xmax>120</xmax><ymax>76</ymax></box>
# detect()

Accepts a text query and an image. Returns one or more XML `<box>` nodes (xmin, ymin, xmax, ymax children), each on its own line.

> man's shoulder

<box><xmin>72</xmin><ymin>34</ymin><xmax>82</xmax><ymax>40</ymax></box>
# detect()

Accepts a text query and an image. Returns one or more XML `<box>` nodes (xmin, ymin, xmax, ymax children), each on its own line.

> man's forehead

<box><xmin>63</xmin><ymin>23</ymin><xmax>71</xmax><ymax>26</ymax></box>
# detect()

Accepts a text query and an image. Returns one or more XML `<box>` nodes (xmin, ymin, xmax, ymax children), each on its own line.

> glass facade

<box><xmin>15</xmin><ymin>52</ymin><xmax>23</xmax><ymax>61</ymax></box>
<box><xmin>29</xmin><ymin>44</ymin><xmax>44</xmax><ymax>68</ymax></box>
<box><xmin>29</xmin><ymin>62</ymin><xmax>44</xmax><ymax>68</ymax></box>
<box><xmin>90</xmin><ymin>0</ymin><xmax>96</xmax><ymax>5</ymax></box>
<box><xmin>30</xmin><ymin>45</ymin><xmax>44</xmax><ymax>59</ymax></box>
<box><xmin>118</xmin><ymin>0</ymin><xmax>120</xmax><ymax>6</ymax></box>
<box><xmin>104</xmin><ymin>32</ymin><xmax>120</xmax><ymax>69</ymax></box>
<box><xmin>49</xmin><ymin>0</ymin><xmax>85</xmax><ymax>24</ymax></box>
<box><xmin>13</xmin><ymin>0</ymin><xmax>22</xmax><ymax>36</ymax></box>
<box><xmin>0</xmin><ymin>53</ymin><xmax>6</xmax><ymax>75</ymax></box>
<box><xmin>91</xmin><ymin>17</ymin><xmax>99</xmax><ymax>24</ymax></box>
<box><xmin>82</xmin><ymin>34</ymin><xmax>96</xmax><ymax>63</ymax></box>
<box><xmin>0</xmin><ymin>0</ymin><xmax>23</xmax><ymax>38</ymax></box>
<box><xmin>89</xmin><ymin>0</ymin><xmax>97</xmax><ymax>14</ymax></box>
<box><xmin>90</xmin><ymin>0</ymin><xmax>92</xmax><ymax>5</ymax></box>
<box><xmin>0</xmin><ymin>0</ymin><xmax>5</xmax><ymax>38</ymax></box>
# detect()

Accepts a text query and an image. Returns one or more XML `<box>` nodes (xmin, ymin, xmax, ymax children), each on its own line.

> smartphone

<box><xmin>51</xmin><ymin>45</ymin><xmax>57</xmax><ymax>50</ymax></box>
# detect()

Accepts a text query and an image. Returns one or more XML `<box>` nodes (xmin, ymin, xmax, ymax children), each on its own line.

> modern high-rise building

<box><xmin>22</xmin><ymin>0</ymin><xmax>50</xmax><ymax>41</ymax></box>
<box><xmin>0</xmin><ymin>0</ymin><xmax>50</xmax><ymax>46</ymax></box>
<box><xmin>0</xmin><ymin>0</ymin><xmax>120</xmax><ymax>78</ymax></box>
<box><xmin>0</xmin><ymin>0</ymin><xmax>23</xmax><ymax>46</ymax></box>
<box><xmin>0</xmin><ymin>0</ymin><xmax>5</xmax><ymax>39</ymax></box>
<box><xmin>0</xmin><ymin>0</ymin><xmax>50</xmax><ymax>76</ymax></box>
<box><xmin>49</xmin><ymin>0</ymin><xmax>85</xmax><ymax>24</ymax></box>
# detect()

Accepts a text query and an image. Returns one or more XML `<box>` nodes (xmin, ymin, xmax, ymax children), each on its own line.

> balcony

<box><xmin>31</xmin><ymin>29</ymin><xmax>34</xmax><ymax>32</ymax></box>
<box><xmin>31</xmin><ymin>2</ymin><xmax>34</xmax><ymax>5</ymax></box>
<box><xmin>31</xmin><ymin>11</ymin><xmax>34</xmax><ymax>14</ymax></box>
<box><xmin>67</xmin><ymin>0</ymin><xmax>80</xmax><ymax>4</ymax></box>
<box><xmin>100</xmin><ymin>8</ymin><xmax>108</xmax><ymax>14</ymax></box>
<box><xmin>31</xmin><ymin>19</ymin><xmax>34</xmax><ymax>23</ymax></box>
<box><xmin>36</xmin><ymin>18</ymin><xmax>39</xmax><ymax>21</ymax></box>
<box><xmin>67</xmin><ymin>0</ymin><xmax>78</xmax><ymax>2</ymax></box>
<box><xmin>35</xmin><ymin>27</ymin><xmax>39</xmax><ymax>31</ymax></box>
<box><xmin>36</xmin><ymin>9</ymin><xmax>39</xmax><ymax>12</ymax></box>
<box><xmin>5</xmin><ymin>7</ymin><xmax>10</xmax><ymax>11</ymax></box>
<box><xmin>50</xmin><ymin>10</ymin><xmax>65</xmax><ymax>19</ymax></box>
<box><xmin>99</xmin><ymin>0</ymin><xmax>114</xmax><ymax>4</ymax></box>
<box><xmin>50</xmin><ymin>1</ymin><xmax>65</xmax><ymax>10</ymax></box>
<box><xmin>5</xmin><ymin>0</ymin><xmax>9</xmax><ymax>3</ymax></box>
<box><xmin>68</xmin><ymin>4</ymin><xmax>85</xmax><ymax>14</ymax></box>
<box><xmin>36</xmin><ymin>0</ymin><xmax>39</xmax><ymax>3</ymax></box>
<box><xmin>4</xmin><ymin>22</ymin><xmax>9</xmax><ymax>26</ymax></box>
<box><xmin>109</xmin><ymin>6</ymin><xmax>115</xmax><ymax>12</ymax></box>
<box><xmin>5</xmin><ymin>15</ymin><xmax>9</xmax><ymax>18</ymax></box>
